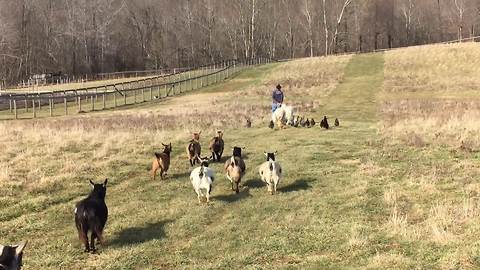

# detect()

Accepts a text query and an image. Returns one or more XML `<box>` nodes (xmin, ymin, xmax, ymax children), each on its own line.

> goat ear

<box><xmin>89</xmin><ymin>180</ymin><xmax>95</xmax><ymax>187</ymax></box>
<box><xmin>15</xmin><ymin>241</ymin><xmax>27</xmax><ymax>255</ymax></box>
<box><xmin>162</xmin><ymin>143</ymin><xmax>167</xmax><ymax>147</ymax></box>
<box><xmin>103</xmin><ymin>179</ymin><xmax>108</xmax><ymax>186</ymax></box>
<box><xmin>264</xmin><ymin>152</ymin><xmax>268</xmax><ymax>157</ymax></box>
<box><xmin>274</xmin><ymin>151</ymin><xmax>278</xmax><ymax>155</ymax></box>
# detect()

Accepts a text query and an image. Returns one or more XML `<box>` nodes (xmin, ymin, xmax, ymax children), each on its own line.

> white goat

<box><xmin>190</xmin><ymin>157</ymin><xmax>215</xmax><ymax>203</ymax></box>
<box><xmin>272</xmin><ymin>104</ymin><xmax>294</xmax><ymax>128</ymax></box>
<box><xmin>258</xmin><ymin>152</ymin><xmax>282</xmax><ymax>194</ymax></box>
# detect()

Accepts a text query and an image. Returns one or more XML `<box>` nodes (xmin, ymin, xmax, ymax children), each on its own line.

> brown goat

<box><xmin>209</xmin><ymin>130</ymin><xmax>224</xmax><ymax>162</ymax></box>
<box><xmin>224</xmin><ymin>149</ymin><xmax>246</xmax><ymax>193</ymax></box>
<box><xmin>151</xmin><ymin>143</ymin><xmax>172</xmax><ymax>180</ymax></box>
<box><xmin>186</xmin><ymin>132</ymin><xmax>202</xmax><ymax>167</ymax></box>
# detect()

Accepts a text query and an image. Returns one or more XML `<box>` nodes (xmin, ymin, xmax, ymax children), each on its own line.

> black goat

<box><xmin>232</xmin><ymin>146</ymin><xmax>244</xmax><ymax>158</ymax></box>
<box><xmin>209</xmin><ymin>130</ymin><xmax>224</xmax><ymax>162</ymax></box>
<box><xmin>311</xmin><ymin>118</ymin><xmax>316</xmax><ymax>126</ymax></box>
<box><xmin>335</xmin><ymin>118</ymin><xmax>340</xmax><ymax>127</ymax></box>
<box><xmin>0</xmin><ymin>242</ymin><xmax>27</xmax><ymax>270</ymax></box>
<box><xmin>75</xmin><ymin>179</ymin><xmax>108</xmax><ymax>253</ymax></box>
<box><xmin>320</xmin><ymin>116</ymin><xmax>329</xmax><ymax>129</ymax></box>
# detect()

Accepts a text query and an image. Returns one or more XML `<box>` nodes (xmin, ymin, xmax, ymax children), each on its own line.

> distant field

<box><xmin>3</xmin><ymin>75</ymin><xmax>159</xmax><ymax>93</ymax></box>
<box><xmin>2</xmin><ymin>44</ymin><xmax>480</xmax><ymax>269</ymax></box>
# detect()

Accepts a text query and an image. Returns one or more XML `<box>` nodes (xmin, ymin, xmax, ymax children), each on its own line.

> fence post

<box><xmin>226</xmin><ymin>60</ymin><xmax>229</xmax><ymax>78</ymax></box>
<box><xmin>104</xmin><ymin>86</ymin><xmax>108</xmax><ymax>109</ymax></box>
<box><xmin>206</xmin><ymin>67</ymin><xmax>209</xmax><ymax>86</ymax></box>
<box><xmin>64</xmin><ymin>97</ymin><xmax>68</xmax><ymax>115</ymax></box>
<box><xmin>122</xmin><ymin>84</ymin><xmax>127</xmax><ymax>105</ymax></box>
<box><xmin>149</xmin><ymin>80</ymin><xmax>153</xmax><ymax>100</ymax></box>
<box><xmin>189</xmin><ymin>72</ymin><xmax>192</xmax><ymax>91</ymax></box>
<box><xmin>134</xmin><ymin>88</ymin><xmax>137</xmax><ymax>104</ymax></box>
<box><xmin>32</xmin><ymin>99</ymin><xmax>36</xmax><ymax>118</ymax></box>
<box><xmin>142</xmin><ymin>80</ymin><xmax>146</xmax><ymax>102</ymax></box>
<box><xmin>102</xmin><ymin>93</ymin><xmax>106</xmax><ymax>110</ymax></box>
<box><xmin>78</xmin><ymin>96</ymin><xmax>82</xmax><ymax>112</ymax></box>
<box><xmin>195</xmin><ymin>70</ymin><xmax>198</xmax><ymax>90</ymax></box>
<box><xmin>164</xmin><ymin>84</ymin><xmax>167</xmax><ymax>97</ymax></box>
<box><xmin>9</xmin><ymin>95</ymin><xmax>12</xmax><ymax>113</ymax></box>
<box><xmin>91</xmin><ymin>95</ymin><xmax>95</xmax><ymax>111</ymax></box>
<box><xmin>49</xmin><ymin>97</ymin><xmax>53</xmax><ymax>117</ymax></box>
<box><xmin>24</xmin><ymin>94</ymin><xmax>28</xmax><ymax>112</ymax></box>
<box><xmin>38</xmin><ymin>95</ymin><xmax>41</xmax><ymax>110</ymax></box>
<box><xmin>13</xmin><ymin>100</ymin><xmax>17</xmax><ymax>119</ymax></box>
<box><xmin>214</xmin><ymin>63</ymin><xmax>217</xmax><ymax>84</ymax></box>
<box><xmin>179</xmin><ymin>74</ymin><xmax>183</xmax><ymax>93</ymax></box>
<box><xmin>157</xmin><ymin>79</ymin><xmax>161</xmax><ymax>98</ymax></box>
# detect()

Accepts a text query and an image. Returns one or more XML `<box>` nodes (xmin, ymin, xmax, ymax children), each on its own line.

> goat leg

<box><xmin>90</xmin><ymin>232</ymin><xmax>97</xmax><ymax>253</ymax></box>
<box><xmin>79</xmin><ymin>229</ymin><xmax>90</xmax><ymax>252</ymax></box>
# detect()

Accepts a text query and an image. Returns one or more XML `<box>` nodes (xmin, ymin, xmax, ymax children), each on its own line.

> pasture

<box><xmin>2</xmin><ymin>43</ymin><xmax>480</xmax><ymax>269</ymax></box>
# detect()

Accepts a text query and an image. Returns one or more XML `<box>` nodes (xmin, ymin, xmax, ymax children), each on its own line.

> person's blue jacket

<box><xmin>272</xmin><ymin>89</ymin><xmax>284</xmax><ymax>104</ymax></box>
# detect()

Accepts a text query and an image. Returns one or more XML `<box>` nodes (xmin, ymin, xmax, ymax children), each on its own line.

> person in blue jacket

<box><xmin>272</xmin><ymin>84</ymin><xmax>284</xmax><ymax>113</ymax></box>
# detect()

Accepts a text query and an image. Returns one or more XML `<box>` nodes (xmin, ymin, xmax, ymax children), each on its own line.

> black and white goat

<box><xmin>190</xmin><ymin>157</ymin><xmax>215</xmax><ymax>204</ymax></box>
<box><xmin>259</xmin><ymin>152</ymin><xmax>282</xmax><ymax>195</ymax></box>
<box><xmin>0</xmin><ymin>242</ymin><xmax>27</xmax><ymax>270</ymax></box>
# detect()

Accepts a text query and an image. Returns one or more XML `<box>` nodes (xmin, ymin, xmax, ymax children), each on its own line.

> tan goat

<box><xmin>151</xmin><ymin>143</ymin><xmax>172</xmax><ymax>180</ymax></box>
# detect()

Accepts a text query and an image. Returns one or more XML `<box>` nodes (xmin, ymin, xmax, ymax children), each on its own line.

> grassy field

<box><xmin>2</xmin><ymin>43</ymin><xmax>480</xmax><ymax>269</ymax></box>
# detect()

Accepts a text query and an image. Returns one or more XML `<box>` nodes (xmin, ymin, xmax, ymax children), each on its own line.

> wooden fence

<box><xmin>0</xmin><ymin>58</ymin><xmax>271</xmax><ymax>120</ymax></box>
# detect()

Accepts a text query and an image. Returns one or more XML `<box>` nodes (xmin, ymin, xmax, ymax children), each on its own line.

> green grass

<box><xmin>2</xmin><ymin>46</ymin><xmax>480</xmax><ymax>269</ymax></box>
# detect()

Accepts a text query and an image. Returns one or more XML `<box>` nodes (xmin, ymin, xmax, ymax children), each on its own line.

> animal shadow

<box><xmin>278</xmin><ymin>179</ymin><xmax>313</xmax><ymax>193</ymax></box>
<box><xmin>244</xmin><ymin>178</ymin><xmax>265</xmax><ymax>189</ymax></box>
<box><xmin>169</xmin><ymin>171</ymin><xmax>191</xmax><ymax>179</ymax></box>
<box><xmin>214</xmin><ymin>189</ymin><xmax>252</xmax><ymax>203</ymax></box>
<box><xmin>109</xmin><ymin>219</ymin><xmax>173</xmax><ymax>247</ymax></box>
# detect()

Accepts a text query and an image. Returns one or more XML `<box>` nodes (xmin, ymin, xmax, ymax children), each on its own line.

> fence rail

<box><xmin>0</xmin><ymin>58</ymin><xmax>272</xmax><ymax>120</ymax></box>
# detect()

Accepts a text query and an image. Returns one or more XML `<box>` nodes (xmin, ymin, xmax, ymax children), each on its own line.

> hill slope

<box><xmin>2</xmin><ymin>43</ymin><xmax>480</xmax><ymax>269</ymax></box>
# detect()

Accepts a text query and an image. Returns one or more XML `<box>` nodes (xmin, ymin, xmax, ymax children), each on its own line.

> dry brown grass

<box><xmin>381</xmin><ymin>43</ymin><xmax>480</xmax><ymax>149</ymax></box>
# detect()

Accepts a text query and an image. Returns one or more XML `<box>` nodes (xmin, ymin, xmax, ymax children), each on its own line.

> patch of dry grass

<box><xmin>381</xmin><ymin>43</ymin><xmax>480</xmax><ymax>149</ymax></box>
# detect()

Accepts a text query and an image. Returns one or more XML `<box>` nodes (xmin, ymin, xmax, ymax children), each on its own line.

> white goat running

<box><xmin>272</xmin><ymin>104</ymin><xmax>294</xmax><ymax>128</ymax></box>
<box><xmin>258</xmin><ymin>152</ymin><xmax>282</xmax><ymax>194</ymax></box>
<box><xmin>190</xmin><ymin>157</ymin><xmax>215</xmax><ymax>204</ymax></box>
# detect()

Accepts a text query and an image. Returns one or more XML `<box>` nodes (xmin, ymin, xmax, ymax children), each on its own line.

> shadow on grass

<box><xmin>168</xmin><ymin>172</ymin><xmax>191</xmax><ymax>179</ymax></box>
<box><xmin>244</xmin><ymin>178</ymin><xmax>265</xmax><ymax>189</ymax></box>
<box><xmin>214</xmin><ymin>189</ymin><xmax>252</xmax><ymax>203</ymax></box>
<box><xmin>109</xmin><ymin>219</ymin><xmax>174</xmax><ymax>247</ymax></box>
<box><xmin>279</xmin><ymin>179</ymin><xmax>313</xmax><ymax>193</ymax></box>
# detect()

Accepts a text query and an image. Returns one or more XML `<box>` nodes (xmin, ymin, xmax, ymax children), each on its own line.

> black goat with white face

<box><xmin>265</xmin><ymin>151</ymin><xmax>277</xmax><ymax>161</ymax></box>
<box><xmin>0</xmin><ymin>242</ymin><xmax>27</xmax><ymax>270</ymax></box>
<box><xmin>74</xmin><ymin>179</ymin><xmax>108</xmax><ymax>253</ymax></box>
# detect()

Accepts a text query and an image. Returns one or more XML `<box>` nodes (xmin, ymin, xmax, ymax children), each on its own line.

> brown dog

<box><xmin>151</xmin><ymin>143</ymin><xmax>172</xmax><ymax>180</ymax></box>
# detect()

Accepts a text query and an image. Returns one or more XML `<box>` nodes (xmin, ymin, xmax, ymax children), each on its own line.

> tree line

<box><xmin>1</xmin><ymin>0</ymin><xmax>479</xmax><ymax>85</ymax></box>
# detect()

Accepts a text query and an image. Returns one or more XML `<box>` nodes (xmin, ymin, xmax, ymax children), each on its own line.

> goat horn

<box><xmin>15</xmin><ymin>241</ymin><xmax>27</xmax><ymax>255</ymax></box>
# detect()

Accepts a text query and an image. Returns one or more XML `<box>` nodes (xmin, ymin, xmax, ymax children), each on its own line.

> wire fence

<box><xmin>0</xmin><ymin>58</ymin><xmax>272</xmax><ymax>120</ymax></box>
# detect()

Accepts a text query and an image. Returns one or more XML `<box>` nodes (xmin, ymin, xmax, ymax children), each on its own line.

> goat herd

<box><xmin>0</xmin><ymin>116</ymin><xmax>341</xmax><ymax>269</ymax></box>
